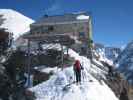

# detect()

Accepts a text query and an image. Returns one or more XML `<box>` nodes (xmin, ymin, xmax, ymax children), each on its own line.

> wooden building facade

<box><xmin>24</xmin><ymin>12</ymin><xmax>92</xmax><ymax>48</ymax></box>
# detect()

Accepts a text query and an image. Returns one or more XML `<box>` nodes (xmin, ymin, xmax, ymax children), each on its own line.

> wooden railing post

<box><xmin>61</xmin><ymin>44</ymin><xmax>64</xmax><ymax>70</ymax></box>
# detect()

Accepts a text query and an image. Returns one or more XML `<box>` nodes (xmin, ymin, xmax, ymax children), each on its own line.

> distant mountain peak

<box><xmin>117</xmin><ymin>40</ymin><xmax>133</xmax><ymax>85</ymax></box>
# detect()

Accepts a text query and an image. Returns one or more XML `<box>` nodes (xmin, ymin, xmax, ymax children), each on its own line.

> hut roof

<box><xmin>31</xmin><ymin>12</ymin><xmax>90</xmax><ymax>26</ymax></box>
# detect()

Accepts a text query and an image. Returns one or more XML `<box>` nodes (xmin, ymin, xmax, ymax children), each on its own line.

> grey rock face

<box><xmin>116</xmin><ymin>40</ymin><xmax>133</xmax><ymax>85</ymax></box>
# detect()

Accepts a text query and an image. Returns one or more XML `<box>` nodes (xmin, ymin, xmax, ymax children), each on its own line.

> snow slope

<box><xmin>29</xmin><ymin>49</ymin><xmax>118</xmax><ymax>100</ymax></box>
<box><xmin>0</xmin><ymin>9</ymin><xmax>34</xmax><ymax>39</ymax></box>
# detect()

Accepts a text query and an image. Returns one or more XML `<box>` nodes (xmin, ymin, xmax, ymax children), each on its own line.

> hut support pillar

<box><xmin>27</xmin><ymin>40</ymin><xmax>31</xmax><ymax>87</ymax></box>
<box><xmin>61</xmin><ymin>44</ymin><xmax>64</xmax><ymax>70</ymax></box>
<box><xmin>67</xmin><ymin>46</ymin><xmax>69</xmax><ymax>56</ymax></box>
<box><xmin>38</xmin><ymin>42</ymin><xmax>42</xmax><ymax>64</ymax></box>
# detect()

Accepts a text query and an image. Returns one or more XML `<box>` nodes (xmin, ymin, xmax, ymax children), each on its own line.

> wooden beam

<box><xmin>23</xmin><ymin>34</ymin><xmax>75</xmax><ymax>46</ymax></box>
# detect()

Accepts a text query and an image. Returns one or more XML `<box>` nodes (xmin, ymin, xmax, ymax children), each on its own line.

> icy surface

<box><xmin>29</xmin><ymin>49</ymin><xmax>118</xmax><ymax>100</ymax></box>
<box><xmin>0</xmin><ymin>9</ymin><xmax>34</xmax><ymax>40</ymax></box>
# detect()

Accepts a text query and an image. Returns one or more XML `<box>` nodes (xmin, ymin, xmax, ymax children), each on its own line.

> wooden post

<box><xmin>61</xmin><ymin>44</ymin><xmax>64</xmax><ymax>70</ymax></box>
<box><xmin>67</xmin><ymin>46</ymin><xmax>69</xmax><ymax>56</ymax></box>
<box><xmin>38</xmin><ymin>42</ymin><xmax>42</xmax><ymax>64</ymax></box>
<box><xmin>38</xmin><ymin>42</ymin><xmax>41</xmax><ymax>54</ymax></box>
<box><xmin>27</xmin><ymin>40</ymin><xmax>31</xmax><ymax>87</ymax></box>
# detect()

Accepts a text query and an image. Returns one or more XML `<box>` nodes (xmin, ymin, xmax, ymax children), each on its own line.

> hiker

<box><xmin>73</xmin><ymin>60</ymin><xmax>83</xmax><ymax>84</ymax></box>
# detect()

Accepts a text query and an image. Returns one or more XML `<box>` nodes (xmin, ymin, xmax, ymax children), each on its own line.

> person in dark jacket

<box><xmin>73</xmin><ymin>60</ymin><xmax>83</xmax><ymax>84</ymax></box>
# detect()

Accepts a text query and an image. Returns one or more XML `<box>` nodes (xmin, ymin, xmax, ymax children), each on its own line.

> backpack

<box><xmin>74</xmin><ymin>60</ymin><xmax>81</xmax><ymax>71</ymax></box>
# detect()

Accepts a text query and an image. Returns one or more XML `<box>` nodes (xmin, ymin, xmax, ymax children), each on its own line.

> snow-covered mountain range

<box><xmin>95</xmin><ymin>43</ymin><xmax>121</xmax><ymax>62</ymax></box>
<box><xmin>116</xmin><ymin>40</ymin><xmax>133</xmax><ymax>85</ymax></box>
<box><xmin>0</xmin><ymin>9</ymin><xmax>34</xmax><ymax>40</ymax></box>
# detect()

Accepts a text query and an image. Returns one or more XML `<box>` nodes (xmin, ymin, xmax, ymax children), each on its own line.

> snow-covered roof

<box><xmin>76</xmin><ymin>15</ymin><xmax>89</xmax><ymax>20</ymax></box>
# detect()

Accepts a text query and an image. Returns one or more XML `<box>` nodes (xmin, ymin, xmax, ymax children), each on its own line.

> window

<box><xmin>79</xmin><ymin>32</ymin><xmax>85</xmax><ymax>37</ymax></box>
<box><xmin>48</xmin><ymin>26</ymin><xmax>54</xmax><ymax>31</ymax></box>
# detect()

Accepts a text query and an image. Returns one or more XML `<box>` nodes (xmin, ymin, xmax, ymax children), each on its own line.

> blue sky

<box><xmin>0</xmin><ymin>0</ymin><xmax>133</xmax><ymax>47</ymax></box>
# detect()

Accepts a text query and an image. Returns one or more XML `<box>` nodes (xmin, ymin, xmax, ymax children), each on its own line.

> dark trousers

<box><xmin>75</xmin><ymin>70</ymin><xmax>81</xmax><ymax>83</ymax></box>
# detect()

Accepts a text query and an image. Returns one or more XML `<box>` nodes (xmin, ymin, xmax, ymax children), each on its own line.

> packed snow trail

<box><xmin>29</xmin><ymin>49</ymin><xmax>118</xmax><ymax>100</ymax></box>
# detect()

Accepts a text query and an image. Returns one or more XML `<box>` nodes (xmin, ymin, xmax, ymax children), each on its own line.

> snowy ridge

<box><xmin>0</xmin><ymin>9</ymin><xmax>34</xmax><ymax>39</ymax></box>
<box><xmin>29</xmin><ymin>49</ymin><xmax>118</xmax><ymax>100</ymax></box>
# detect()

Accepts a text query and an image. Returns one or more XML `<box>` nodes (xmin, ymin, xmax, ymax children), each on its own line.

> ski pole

<box><xmin>81</xmin><ymin>57</ymin><xmax>84</xmax><ymax>82</ymax></box>
<box><xmin>74</xmin><ymin>70</ymin><xmax>76</xmax><ymax>83</ymax></box>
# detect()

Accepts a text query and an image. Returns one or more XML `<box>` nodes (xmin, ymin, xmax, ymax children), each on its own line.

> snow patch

<box><xmin>34</xmin><ymin>66</ymin><xmax>58</xmax><ymax>74</ymax></box>
<box><xmin>76</xmin><ymin>15</ymin><xmax>89</xmax><ymax>20</ymax></box>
